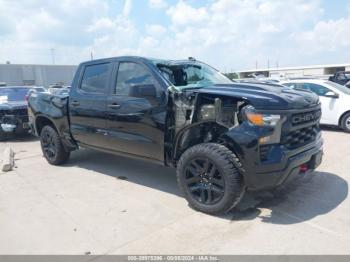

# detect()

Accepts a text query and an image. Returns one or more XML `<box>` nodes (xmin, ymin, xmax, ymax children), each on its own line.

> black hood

<box><xmin>0</xmin><ymin>101</ymin><xmax>28</xmax><ymax>111</ymax></box>
<box><xmin>190</xmin><ymin>83</ymin><xmax>319</xmax><ymax>110</ymax></box>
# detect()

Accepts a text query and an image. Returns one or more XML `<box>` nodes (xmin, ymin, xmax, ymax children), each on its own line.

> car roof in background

<box><xmin>281</xmin><ymin>79</ymin><xmax>327</xmax><ymax>83</ymax></box>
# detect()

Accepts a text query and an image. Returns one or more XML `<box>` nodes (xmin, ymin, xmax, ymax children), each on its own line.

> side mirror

<box><xmin>324</xmin><ymin>91</ymin><xmax>339</xmax><ymax>98</ymax></box>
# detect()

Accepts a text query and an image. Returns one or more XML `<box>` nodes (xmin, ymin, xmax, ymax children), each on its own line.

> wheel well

<box><xmin>172</xmin><ymin>122</ymin><xmax>228</xmax><ymax>164</ymax></box>
<box><xmin>35</xmin><ymin>116</ymin><xmax>57</xmax><ymax>135</ymax></box>
<box><xmin>339</xmin><ymin>110</ymin><xmax>350</xmax><ymax>126</ymax></box>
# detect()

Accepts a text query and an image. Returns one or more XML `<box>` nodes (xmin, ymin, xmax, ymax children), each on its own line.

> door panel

<box><xmin>69</xmin><ymin>62</ymin><xmax>112</xmax><ymax>149</ymax></box>
<box><xmin>105</xmin><ymin>61</ymin><xmax>166</xmax><ymax>161</ymax></box>
<box><xmin>319</xmin><ymin>97</ymin><xmax>339</xmax><ymax>125</ymax></box>
<box><xmin>299</xmin><ymin>82</ymin><xmax>339</xmax><ymax>125</ymax></box>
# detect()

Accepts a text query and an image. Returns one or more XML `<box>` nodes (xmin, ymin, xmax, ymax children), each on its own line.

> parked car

<box><xmin>28</xmin><ymin>56</ymin><xmax>323</xmax><ymax>215</ymax></box>
<box><xmin>281</xmin><ymin>79</ymin><xmax>350</xmax><ymax>132</ymax></box>
<box><xmin>236</xmin><ymin>79</ymin><xmax>283</xmax><ymax>86</ymax></box>
<box><xmin>329</xmin><ymin>71</ymin><xmax>350</xmax><ymax>86</ymax></box>
<box><xmin>0</xmin><ymin>86</ymin><xmax>32</xmax><ymax>140</ymax></box>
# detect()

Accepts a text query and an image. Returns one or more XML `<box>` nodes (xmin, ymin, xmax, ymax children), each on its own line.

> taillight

<box><xmin>300</xmin><ymin>164</ymin><xmax>308</xmax><ymax>173</ymax></box>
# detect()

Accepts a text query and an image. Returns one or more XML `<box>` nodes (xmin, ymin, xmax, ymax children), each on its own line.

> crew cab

<box><xmin>28</xmin><ymin>57</ymin><xmax>323</xmax><ymax>214</ymax></box>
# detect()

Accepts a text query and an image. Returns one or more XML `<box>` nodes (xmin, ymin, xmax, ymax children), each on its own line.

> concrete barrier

<box><xmin>1</xmin><ymin>147</ymin><xmax>15</xmax><ymax>172</ymax></box>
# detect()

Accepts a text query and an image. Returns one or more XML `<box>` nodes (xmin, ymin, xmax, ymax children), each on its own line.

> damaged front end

<box><xmin>166</xmin><ymin>88</ymin><xmax>248</xmax><ymax>166</ymax></box>
<box><xmin>166</xmin><ymin>86</ymin><xmax>322</xmax><ymax>191</ymax></box>
<box><xmin>0</xmin><ymin>108</ymin><xmax>30</xmax><ymax>136</ymax></box>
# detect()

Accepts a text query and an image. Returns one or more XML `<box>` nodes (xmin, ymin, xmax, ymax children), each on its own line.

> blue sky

<box><xmin>0</xmin><ymin>0</ymin><xmax>350</xmax><ymax>71</ymax></box>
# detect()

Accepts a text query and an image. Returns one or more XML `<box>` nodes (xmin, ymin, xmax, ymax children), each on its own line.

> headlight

<box><xmin>243</xmin><ymin>106</ymin><xmax>280</xmax><ymax>126</ymax></box>
<box><xmin>242</xmin><ymin>105</ymin><xmax>284</xmax><ymax>145</ymax></box>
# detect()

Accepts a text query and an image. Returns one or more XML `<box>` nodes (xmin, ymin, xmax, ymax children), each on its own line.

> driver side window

<box><xmin>301</xmin><ymin>83</ymin><xmax>331</xmax><ymax>96</ymax></box>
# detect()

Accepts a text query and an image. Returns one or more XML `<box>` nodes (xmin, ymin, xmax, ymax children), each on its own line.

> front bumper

<box><xmin>0</xmin><ymin>114</ymin><xmax>30</xmax><ymax>134</ymax></box>
<box><xmin>245</xmin><ymin>136</ymin><xmax>323</xmax><ymax>191</ymax></box>
<box><xmin>223</xmin><ymin>121</ymin><xmax>323</xmax><ymax>191</ymax></box>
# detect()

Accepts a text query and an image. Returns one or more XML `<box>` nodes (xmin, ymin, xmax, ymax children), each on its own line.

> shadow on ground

<box><xmin>0</xmin><ymin>133</ymin><xmax>38</xmax><ymax>143</ymax></box>
<box><xmin>320</xmin><ymin>125</ymin><xmax>344</xmax><ymax>133</ymax></box>
<box><xmin>227</xmin><ymin>170</ymin><xmax>348</xmax><ymax>224</ymax></box>
<box><xmin>66</xmin><ymin>148</ymin><xmax>348</xmax><ymax>225</ymax></box>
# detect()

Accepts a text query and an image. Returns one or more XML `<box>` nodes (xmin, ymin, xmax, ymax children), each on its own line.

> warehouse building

<box><xmin>0</xmin><ymin>63</ymin><xmax>77</xmax><ymax>87</ymax></box>
<box><xmin>237</xmin><ymin>63</ymin><xmax>350</xmax><ymax>79</ymax></box>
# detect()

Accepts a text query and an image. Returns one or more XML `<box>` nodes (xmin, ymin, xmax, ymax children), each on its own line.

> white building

<box><xmin>0</xmin><ymin>63</ymin><xmax>77</xmax><ymax>87</ymax></box>
<box><xmin>237</xmin><ymin>63</ymin><xmax>350</xmax><ymax>79</ymax></box>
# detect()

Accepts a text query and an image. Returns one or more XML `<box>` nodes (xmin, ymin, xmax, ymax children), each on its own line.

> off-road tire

<box><xmin>177</xmin><ymin>143</ymin><xmax>245</xmax><ymax>215</ymax></box>
<box><xmin>341</xmin><ymin>112</ymin><xmax>350</xmax><ymax>133</ymax></box>
<box><xmin>40</xmin><ymin>125</ymin><xmax>70</xmax><ymax>165</ymax></box>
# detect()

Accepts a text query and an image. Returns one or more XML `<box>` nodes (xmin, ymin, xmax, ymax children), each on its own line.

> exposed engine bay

<box><xmin>166</xmin><ymin>90</ymin><xmax>246</xmax><ymax>162</ymax></box>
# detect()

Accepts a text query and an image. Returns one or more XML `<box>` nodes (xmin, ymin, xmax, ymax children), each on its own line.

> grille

<box><xmin>0</xmin><ymin>109</ymin><xmax>27</xmax><ymax>116</ymax></box>
<box><xmin>291</xmin><ymin>109</ymin><xmax>321</xmax><ymax>126</ymax></box>
<box><xmin>260</xmin><ymin>145</ymin><xmax>270</xmax><ymax>161</ymax></box>
<box><xmin>283</xmin><ymin>125</ymin><xmax>319</xmax><ymax>149</ymax></box>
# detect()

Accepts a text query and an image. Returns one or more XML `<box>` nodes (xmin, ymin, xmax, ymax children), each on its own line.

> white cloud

<box><xmin>122</xmin><ymin>0</ymin><xmax>132</xmax><ymax>17</ymax></box>
<box><xmin>166</xmin><ymin>1</ymin><xmax>208</xmax><ymax>26</ymax></box>
<box><xmin>146</xmin><ymin>24</ymin><xmax>167</xmax><ymax>36</ymax></box>
<box><xmin>148</xmin><ymin>0</ymin><xmax>168</xmax><ymax>9</ymax></box>
<box><xmin>298</xmin><ymin>18</ymin><xmax>350</xmax><ymax>52</ymax></box>
<box><xmin>0</xmin><ymin>0</ymin><xmax>349</xmax><ymax>71</ymax></box>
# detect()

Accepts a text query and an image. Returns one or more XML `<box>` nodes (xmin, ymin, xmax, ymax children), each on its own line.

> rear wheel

<box><xmin>177</xmin><ymin>143</ymin><xmax>245</xmax><ymax>215</ymax></box>
<box><xmin>341</xmin><ymin>112</ymin><xmax>350</xmax><ymax>133</ymax></box>
<box><xmin>40</xmin><ymin>125</ymin><xmax>70</xmax><ymax>165</ymax></box>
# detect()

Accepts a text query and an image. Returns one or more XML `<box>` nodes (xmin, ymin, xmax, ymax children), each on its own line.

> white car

<box><xmin>281</xmin><ymin>79</ymin><xmax>350</xmax><ymax>132</ymax></box>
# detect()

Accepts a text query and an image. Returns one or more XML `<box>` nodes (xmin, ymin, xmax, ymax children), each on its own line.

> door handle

<box><xmin>108</xmin><ymin>103</ymin><xmax>121</xmax><ymax>109</ymax></box>
<box><xmin>71</xmin><ymin>101</ymin><xmax>80</xmax><ymax>106</ymax></box>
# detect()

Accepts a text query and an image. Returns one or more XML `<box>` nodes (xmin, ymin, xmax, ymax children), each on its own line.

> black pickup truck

<box><xmin>28</xmin><ymin>56</ymin><xmax>323</xmax><ymax>214</ymax></box>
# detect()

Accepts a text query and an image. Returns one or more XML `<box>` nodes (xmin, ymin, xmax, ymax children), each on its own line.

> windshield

<box><xmin>326</xmin><ymin>81</ymin><xmax>350</xmax><ymax>95</ymax></box>
<box><xmin>0</xmin><ymin>87</ymin><xmax>29</xmax><ymax>102</ymax></box>
<box><xmin>153</xmin><ymin>60</ymin><xmax>233</xmax><ymax>90</ymax></box>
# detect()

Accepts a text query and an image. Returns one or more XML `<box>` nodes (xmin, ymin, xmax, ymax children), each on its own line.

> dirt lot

<box><xmin>0</xmin><ymin>128</ymin><xmax>349</xmax><ymax>255</ymax></box>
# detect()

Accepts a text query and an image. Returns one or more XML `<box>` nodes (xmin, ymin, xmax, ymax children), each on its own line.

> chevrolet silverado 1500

<box><xmin>28</xmin><ymin>56</ymin><xmax>323</xmax><ymax>214</ymax></box>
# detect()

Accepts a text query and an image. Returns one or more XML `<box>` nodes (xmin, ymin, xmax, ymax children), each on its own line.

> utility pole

<box><xmin>90</xmin><ymin>51</ymin><xmax>93</xmax><ymax>60</ymax></box>
<box><xmin>255</xmin><ymin>60</ymin><xmax>258</xmax><ymax>69</ymax></box>
<box><xmin>50</xmin><ymin>48</ymin><xmax>55</xmax><ymax>65</ymax></box>
<box><xmin>267</xmin><ymin>58</ymin><xmax>270</xmax><ymax>69</ymax></box>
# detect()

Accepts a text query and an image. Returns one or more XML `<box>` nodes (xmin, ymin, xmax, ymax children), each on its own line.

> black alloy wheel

<box><xmin>40</xmin><ymin>125</ymin><xmax>70</xmax><ymax>165</ymax></box>
<box><xmin>185</xmin><ymin>158</ymin><xmax>225</xmax><ymax>205</ymax></box>
<box><xmin>177</xmin><ymin>143</ymin><xmax>245</xmax><ymax>215</ymax></box>
<box><xmin>41</xmin><ymin>128</ymin><xmax>57</xmax><ymax>161</ymax></box>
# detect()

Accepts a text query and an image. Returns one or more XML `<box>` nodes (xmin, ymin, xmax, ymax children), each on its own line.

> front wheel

<box><xmin>176</xmin><ymin>143</ymin><xmax>245</xmax><ymax>215</ymax></box>
<box><xmin>341</xmin><ymin>112</ymin><xmax>350</xmax><ymax>133</ymax></box>
<box><xmin>40</xmin><ymin>125</ymin><xmax>70</xmax><ymax>165</ymax></box>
